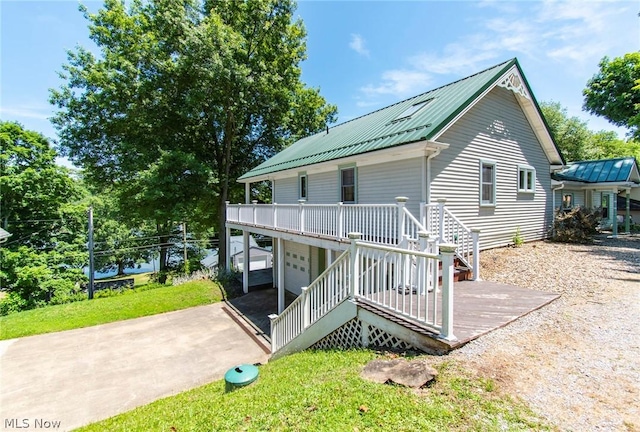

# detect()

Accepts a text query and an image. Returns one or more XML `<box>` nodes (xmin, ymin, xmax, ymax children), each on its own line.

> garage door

<box><xmin>284</xmin><ymin>241</ymin><xmax>310</xmax><ymax>296</ymax></box>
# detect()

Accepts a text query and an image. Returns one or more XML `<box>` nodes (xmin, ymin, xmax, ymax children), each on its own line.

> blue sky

<box><xmin>1</xmin><ymin>0</ymin><xmax>638</xmax><ymax>157</ymax></box>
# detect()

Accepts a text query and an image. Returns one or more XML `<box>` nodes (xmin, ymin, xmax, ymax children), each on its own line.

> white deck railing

<box><xmin>268</xmin><ymin>234</ymin><xmax>458</xmax><ymax>355</ymax></box>
<box><xmin>422</xmin><ymin>199</ymin><xmax>480</xmax><ymax>280</ymax></box>
<box><xmin>227</xmin><ymin>197</ymin><xmax>425</xmax><ymax>246</ymax></box>
<box><xmin>227</xmin><ymin>197</ymin><xmax>479</xmax><ymax>279</ymax></box>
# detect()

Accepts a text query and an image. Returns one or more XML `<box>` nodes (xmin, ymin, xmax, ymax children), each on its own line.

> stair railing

<box><xmin>422</xmin><ymin>199</ymin><xmax>480</xmax><ymax>280</ymax></box>
<box><xmin>269</xmin><ymin>249</ymin><xmax>351</xmax><ymax>353</ymax></box>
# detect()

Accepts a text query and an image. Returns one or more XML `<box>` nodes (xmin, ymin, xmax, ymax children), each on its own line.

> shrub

<box><xmin>512</xmin><ymin>227</ymin><xmax>524</xmax><ymax>247</ymax></box>
<box><xmin>550</xmin><ymin>207</ymin><xmax>601</xmax><ymax>243</ymax></box>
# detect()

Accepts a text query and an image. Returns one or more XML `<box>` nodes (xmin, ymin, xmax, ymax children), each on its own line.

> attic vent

<box><xmin>497</xmin><ymin>71</ymin><xmax>530</xmax><ymax>100</ymax></box>
<box><xmin>391</xmin><ymin>98</ymin><xmax>433</xmax><ymax>123</ymax></box>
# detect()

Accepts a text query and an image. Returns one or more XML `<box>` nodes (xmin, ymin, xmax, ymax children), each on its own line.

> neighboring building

<box><xmin>200</xmin><ymin>235</ymin><xmax>272</xmax><ymax>271</ymax></box>
<box><xmin>0</xmin><ymin>227</ymin><xmax>11</xmax><ymax>245</ymax></box>
<box><xmin>552</xmin><ymin>157</ymin><xmax>640</xmax><ymax>232</ymax></box>
<box><xmin>226</xmin><ymin>58</ymin><xmax>569</xmax><ymax>356</ymax></box>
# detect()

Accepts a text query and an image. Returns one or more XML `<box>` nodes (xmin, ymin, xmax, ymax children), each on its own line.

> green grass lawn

<box><xmin>0</xmin><ymin>280</ymin><xmax>223</xmax><ymax>340</ymax></box>
<box><xmin>77</xmin><ymin>350</ymin><xmax>549</xmax><ymax>432</ymax></box>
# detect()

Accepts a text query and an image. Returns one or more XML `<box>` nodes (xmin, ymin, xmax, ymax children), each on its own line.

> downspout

<box><xmin>424</xmin><ymin>148</ymin><xmax>442</xmax><ymax>204</ymax></box>
<box><xmin>422</xmin><ymin>148</ymin><xmax>442</xmax><ymax>228</ymax></box>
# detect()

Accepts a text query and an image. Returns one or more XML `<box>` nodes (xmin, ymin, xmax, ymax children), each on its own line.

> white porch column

<box><xmin>471</xmin><ymin>228</ymin><xmax>481</xmax><ymax>281</ymax></box>
<box><xmin>325</xmin><ymin>248</ymin><xmax>333</xmax><ymax>267</ymax></box>
<box><xmin>242</xmin><ymin>230</ymin><xmax>250</xmax><ymax>294</ymax></box>
<box><xmin>272</xmin><ymin>238</ymin><xmax>277</xmax><ymax>288</ymax></box>
<box><xmin>439</xmin><ymin>243</ymin><xmax>457</xmax><ymax>341</ymax></box>
<box><xmin>625</xmin><ymin>189</ymin><xmax>631</xmax><ymax>234</ymax></box>
<box><xmin>395</xmin><ymin>196</ymin><xmax>408</xmax><ymax>246</ymax></box>
<box><xmin>611</xmin><ymin>190</ymin><xmax>618</xmax><ymax>238</ymax></box>
<box><xmin>277</xmin><ymin>237</ymin><xmax>285</xmax><ymax>313</ymax></box>
<box><xmin>225</xmin><ymin>201</ymin><xmax>231</xmax><ymax>270</ymax></box>
<box><xmin>348</xmin><ymin>232</ymin><xmax>362</xmax><ymax>298</ymax></box>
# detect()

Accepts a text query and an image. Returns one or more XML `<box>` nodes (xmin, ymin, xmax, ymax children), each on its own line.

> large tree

<box><xmin>583</xmin><ymin>52</ymin><xmax>640</xmax><ymax>140</ymax></box>
<box><xmin>0</xmin><ymin>121</ymin><xmax>82</xmax><ymax>248</ymax></box>
<box><xmin>541</xmin><ymin>101</ymin><xmax>640</xmax><ymax>162</ymax></box>
<box><xmin>0</xmin><ymin>121</ymin><xmax>88</xmax><ymax>312</ymax></box>
<box><xmin>50</xmin><ymin>0</ymin><xmax>336</xmax><ymax>271</ymax></box>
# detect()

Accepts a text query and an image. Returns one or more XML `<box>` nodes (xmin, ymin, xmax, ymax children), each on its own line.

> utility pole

<box><xmin>88</xmin><ymin>206</ymin><xmax>95</xmax><ymax>299</ymax></box>
<box><xmin>182</xmin><ymin>221</ymin><xmax>188</xmax><ymax>273</ymax></box>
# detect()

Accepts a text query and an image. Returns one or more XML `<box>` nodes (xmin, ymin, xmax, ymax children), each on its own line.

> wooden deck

<box><xmin>225</xmin><ymin>280</ymin><xmax>559</xmax><ymax>354</ymax></box>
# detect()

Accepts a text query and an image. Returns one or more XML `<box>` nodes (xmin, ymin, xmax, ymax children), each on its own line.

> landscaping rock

<box><xmin>361</xmin><ymin>358</ymin><xmax>437</xmax><ymax>388</ymax></box>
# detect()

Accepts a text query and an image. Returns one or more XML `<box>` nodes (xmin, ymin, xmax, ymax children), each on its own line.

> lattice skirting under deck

<box><xmin>310</xmin><ymin>319</ymin><xmax>420</xmax><ymax>352</ymax></box>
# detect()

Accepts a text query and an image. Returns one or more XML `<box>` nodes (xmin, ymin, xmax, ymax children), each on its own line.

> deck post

<box><xmin>273</xmin><ymin>203</ymin><xmax>278</xmax><ymax>229</ymax></box>
<box><xmin>420</xmin><ymin>202</ymin><xmax>426</xmax><ymax>230</ymax></box>
<box><xmin>298</xmin><ymin>199</ymin><xmax>305</xmax><ymax>234</ymax></box>
<box><xmin>395</xmin><ymin>196</ymin><xmax>409</xmax><ymax>245</ymax></box>
<box><xmin>301</xmin><ymin>286</ymin><xmax>310</xmax><ymax>328</ymax></box>
<box><xmin>268</xmin><ymin>314</ymin><xmax>278</xmax><ymax>353</ymax></box>
<box><xmin>471</xmin><ymin>228</ymin><xmax>481</xmax><ymax>281</ymax></box>
<box><xmin>337</xmin><ymin>202</ymin><xmax>344</xmax><ymax>240</ymax></box>
<box><xmin>439</xmin><ymin>243</ymin><xmax>457</xmax><ymax>341</ymax></box>
<box><xmin>225</xmin><ymin>201</ymin><xmax>231</xmax><ymax>270</ymax></box>
<box><xmin>348</xmin><ymin>232</ymin><xmax>362</xmax><ymax>298</ymax></box>
<box><xmin>242</xmin><ymin>230</ymin><xmax>250</xmax><ymax>294</ymax></box>
<box><xmin>277</xmin><ymin>237</ymin><xmax>285</xmax><ymax>313</ymax></box>
<box><xmin>252</xmin><ymin>200</ymin><xmax>258</xmax><ymax>225</ymax></box>
<box><xmin>418</xmin><ymin>231</ymin><xmax>429</xmax><ymax>294</ymax></box>
<box><xmin>437</xmin><ymin>198</ymin><xmax>447</xmax><ymax>243</ymax></box>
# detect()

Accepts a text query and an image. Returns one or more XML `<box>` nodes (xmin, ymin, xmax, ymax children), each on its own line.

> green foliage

<box><xmin>550</xmin><ymin>207</ymin><xmax>601</xmax><ymax>244</ymax></box>
<box><xmin>0</xmin><ymin>121</ymin><xmax>84</xmax><ymax>248</ymax></box>
<box><xmin>50</xmin><ymin>0</ymin><xmax>337</xmax><ymax>269</ymax></box>
<box><xmin>541</xmin><ymin>101</ymin><xmax>640</xmax><ymax>162</ymax></box>
<box><xmin>0</xmin><ymin>121</ymin><xmax>89</xmax><ymax>313</ymax></box>
<box><xmin>76</xmin><ymin>350</ymin><xmax>549</xmax><ymax>431</ymax></box>
<box><xmin>583</xmin><ymin>52</ymin><xmax>640</xmax><ymax>140</ymax></box>
<box><xmin>512</xmin><ymin>227</ymin><xmax>524</xmax><ymax>247</ymax></box>
<box><xmin>0</xmin><ymin>280</ymin><xmax>224</xmax><ymax>339</ymax></box>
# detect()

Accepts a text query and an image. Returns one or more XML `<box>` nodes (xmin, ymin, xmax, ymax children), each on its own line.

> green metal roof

<box><xmin>552</xmin><ymin>157</ymin><xmax>640</xmax><ymax>183</ymax></box>
<box><xmin>240</xmin><ymin>58</ymin><xmax>520</xmax><ymax>181</ymax></box>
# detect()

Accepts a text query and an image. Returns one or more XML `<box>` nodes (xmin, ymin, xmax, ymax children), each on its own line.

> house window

<box><xmin>340</xmin><ymin>167</ymin><xmax>356</xmax><ymax>203</ymax></box>
<box><xmin>298</xmin><ymin>173</ymin><xmax>307</xmax><ymax>200</ymax></box>
<box><xmin>480</xmin><ymin>160</ymin><xmax>496</xmax><ymax>206</ymax></box>
<box><xmin>562</xmin><ymin>193</ymin><xmax>574</xmax><ymax>210</ymax></box>
<box><xmin>518</xmin><ymin>165</ymin><xmax>536</xmax><ymax>193</ymax></box>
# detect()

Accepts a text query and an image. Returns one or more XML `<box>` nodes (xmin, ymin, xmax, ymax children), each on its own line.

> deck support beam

<box><xmin>277</xmin><ymin>237</ymin><xmax>285</xmax><ymax>313</ymax></box>
<box><xmin>439</xmin><ymin>243</ymin><xmax>457</xmax><ymax>341</ymax></box>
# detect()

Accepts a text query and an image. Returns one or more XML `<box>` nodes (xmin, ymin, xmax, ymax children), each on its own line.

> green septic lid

<box><xmin>224</xmin><ymin>364</ymin><xmax>259</xmax><ymax>387</ymax></box>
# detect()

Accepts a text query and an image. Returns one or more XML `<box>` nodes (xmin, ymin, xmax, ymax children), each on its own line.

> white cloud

<box><xmin>354</xmin><ymin>1</ymin><xmax>635</xmax><ymax>111</ymax></box>
<box><xmin>349</xmin><ymin>34</ymin><xmax>370</xmax><ymax>57</ymax></box>
<box><xmin>360</xmin><ymin>69</ymin><xmax>432</xmax><ymax>97</ymax></box>
<box><xmin>0</xmin><ymin>105</ymin><xmax>51</xmax><ymax>121</ymax></box>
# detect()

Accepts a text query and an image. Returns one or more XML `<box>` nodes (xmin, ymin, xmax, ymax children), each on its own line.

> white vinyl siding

<box><xmin>358</xmin><ymin>158</ymin><xmax>423</xmax><ymax>216</ymax></box>
<box><xmin>274</xmin><ymin>177</ymin><xmax>298</xmax><ymax>204</ymax></box>
<box><xmin>431</xmin><ymin>86</ymin><xmax>554</xmax><ymax>249</ymax></box>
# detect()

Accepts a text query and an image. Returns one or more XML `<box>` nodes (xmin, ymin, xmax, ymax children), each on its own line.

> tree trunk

<box><xmin>117</xmin><ymin>260</ymin><xmax>125</xmax><ymax>276</ymax></box>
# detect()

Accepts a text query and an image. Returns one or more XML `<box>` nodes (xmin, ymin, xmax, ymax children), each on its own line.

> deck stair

<box><xmin>268</xmin><ymin>235</ymin><xmax>459</xmax><ymax>358</ymax></box>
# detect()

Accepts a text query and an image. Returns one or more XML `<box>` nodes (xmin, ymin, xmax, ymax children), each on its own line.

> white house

<box><xmin>226</xmin><ymin>58</ymin><xmax>566</xmax><ymax>357</ymax></box>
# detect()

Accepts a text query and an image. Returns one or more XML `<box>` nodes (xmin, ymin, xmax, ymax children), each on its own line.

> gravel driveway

<box><xmin>448</xmin><ymin>234</ymin><xmax>640</xmax><ymax>431</ymax></box>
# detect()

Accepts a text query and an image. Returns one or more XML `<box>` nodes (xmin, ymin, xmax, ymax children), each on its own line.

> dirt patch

<box><xmin>449</xmin><ymin>235</ymin><xmax>640</xmax><ymax>431</ymax></box>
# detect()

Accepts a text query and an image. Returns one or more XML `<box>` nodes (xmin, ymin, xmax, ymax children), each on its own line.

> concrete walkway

<box><xmin>0</xmin><ymin>304</ymin><xmax>270</xmax><ymax>431</ymax></box>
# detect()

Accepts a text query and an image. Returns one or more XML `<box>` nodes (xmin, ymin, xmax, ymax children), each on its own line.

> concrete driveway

<box><xmin>0</xmin><ymin>303</ymin><xmax>270</xmax><ymax>431</ymax></box>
